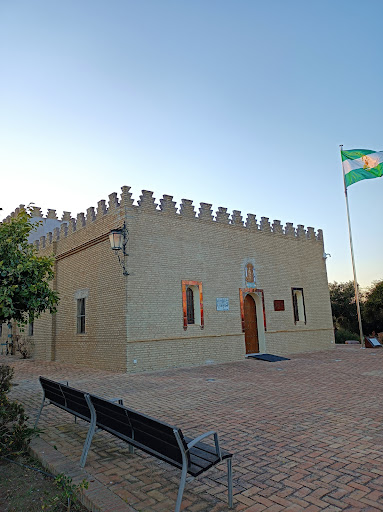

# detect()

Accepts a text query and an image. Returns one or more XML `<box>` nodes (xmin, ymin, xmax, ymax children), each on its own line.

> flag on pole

<box><xmin>341</xmin><ymin>149</ymin><xmax>383</xmax><ymax>187</ymax></box>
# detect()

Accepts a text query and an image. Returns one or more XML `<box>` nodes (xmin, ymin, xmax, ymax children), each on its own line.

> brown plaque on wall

<box><xmin>274</xmin><ymin>300</ymin><xmax>285</xmax><ymax>311</ymax></box>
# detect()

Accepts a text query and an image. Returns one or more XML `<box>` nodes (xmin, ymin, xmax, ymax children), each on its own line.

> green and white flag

<box><xmin>341</xmin><ymin>149</ymin><xmax>383</xmax><ymax>187</ymax></box>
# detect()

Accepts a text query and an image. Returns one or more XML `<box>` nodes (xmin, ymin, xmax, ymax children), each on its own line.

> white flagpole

<box><xmin>340</xmin><ymin>145</ymin><xmax>365</xmax><ymax>347</ymax></box>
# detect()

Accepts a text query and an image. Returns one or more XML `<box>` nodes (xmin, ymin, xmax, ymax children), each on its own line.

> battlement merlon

<box><xmin>3</xmin><ymin>186</ymin><xmax>324</xmax><ymax>245</ymax></box>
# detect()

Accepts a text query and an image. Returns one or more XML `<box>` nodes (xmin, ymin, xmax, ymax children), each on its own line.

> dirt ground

<box><xmin>0</xmin><ymin>455</ymin><xmax>88</xmax><ymax>512</ymax></box>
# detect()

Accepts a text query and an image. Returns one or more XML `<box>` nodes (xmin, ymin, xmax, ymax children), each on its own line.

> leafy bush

<box><xmin>15</xmin><ymin>334</ymin><xmax>35</xmax><ymax>359</ymax></box>
<box><xmin>0</xmin><ymin>364</ymin><xmax>36</xmax><ymax>457</ymax></box>
<box><xmin>335</xmin><ymin>328</ymin><xmax>360</xmax><ymax>344</ymax></box>
<box><xmin>0</xmin><ymin>364</ymin><xmax>14</xmax><ymax>393</ymax></box>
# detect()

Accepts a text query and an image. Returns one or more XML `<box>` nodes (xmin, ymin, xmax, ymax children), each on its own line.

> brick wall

<box><xmin>124</xmin><ymin>198</ymin><xmax>333</xmax><ymax>371</ymax></box>
<box><xmin>4</xmin><ymin>186</ymin><xmax>334</xmax><ymax>372</ymax></box>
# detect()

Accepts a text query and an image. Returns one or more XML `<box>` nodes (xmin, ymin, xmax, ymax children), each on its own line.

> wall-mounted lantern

<box><xmin>109</xmin><ymin>222</ymin><xmax>129</xmax><ymax>276</ymax></box>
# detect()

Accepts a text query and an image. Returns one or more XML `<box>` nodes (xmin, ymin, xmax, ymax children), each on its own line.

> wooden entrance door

<box><xmin>244</xmin><ymin>294</ymin><xmax>259</xmax><ymax>354</ymax></box>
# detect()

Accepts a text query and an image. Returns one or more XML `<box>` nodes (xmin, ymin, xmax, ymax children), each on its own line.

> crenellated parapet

<box><xmin>285</xmin><ymin>222</ymin><xmax>295</xmax><ymax>237</ymax></box>
<box><xmin>306</xmin><ymin>227</ymin><xmax>315</xmax><ymax>240</ymax></box>
<box><xmin>77</xmin><ymin>213</ymin><xmax>86</xmax><ymax>229</ymax></box>
<box><xmin>231</xmin><ymin>211</ymin><xmax>244</xmax><ymax>226</ymax></box>
<box><xmin>96</xmin><ymin>200</ymin><xmax>107</xmax><ymax>219</ymax></box>
<box><xmin>260</xmin><ymin>217</ymin><xmax>271</xmax><ymax>232</ymax></box>
<box><xmin>246</xmin><ymin>214</ymin><xmax>258</xmax><ymax>230</ymax></box>
<box><xmin>60</xmin><ymin>223</ymin><xmax>68</xmax><ymax>238</ymax></box>
<box><xmin>198</xmin><ymin>203</ymin><xmax>214</xmax><ymax>221</ymax></box>
<box><xmin>47</xmin><ymin>209</ymin><xmax>58</xmax><ymax>220</ymax></box>
<box><xmin>53</xmin><ymin>227</ymin><xmax>60</xmax><ymax>242</ymax></box>
<box><xmin>216</xmin><ymin>207</ymin><xmax>230</xmax><ymax>224</ymax></box>
<box><xmin>138</xmin><ymin>190</ymin><xmax>157</xmax><ymax>211</ymax></box>
<box><xmin>108</xmin><ymin>192</ymin><xmax>120</xmax><ymax>211</ymax></box>
<box><xmin>86</xmin><ymin>207</ymin><xmax>96</xmax><ymax>223</ymax></box>
<box><xmin>160</xmin><ymin>195</ymin><xmax>177</xmax><ymax>215</ymax></box>
<box><xmin>179</xmin><ymin>199</ymin><xmax>195</xmax><ymax>218</ymax></box>
<box><xmin>32</xmin><ymin>206</ymin><xmax>43</xmax><ymax>217</ymax></box>
<box><xmin>3</xmin><ymin>204</ymin><xmax>26</xmax><ymax>223</ymax></box>
<box><xmin>296</xmin><ymin>225</ymin><xmax>306</xmax><ymax>238</ymax></box>
<box><xmin>120</xmin><ymin>186</ymin><xmax>134</xmax><ymax>209</ymax></box>
<box><xmin>3</xmin><ymin>186</ymin><xmax>325</xmax><ymax>249</ymax></box>
<box><xmin>67</xmin><ymin>218</ymin><xmax>76</xmax><ymax>235</ymax></box>
<box><xmin>272</xmin><ymin>220</ymin><xmax>283</xmax><ymax>234</ymax></box>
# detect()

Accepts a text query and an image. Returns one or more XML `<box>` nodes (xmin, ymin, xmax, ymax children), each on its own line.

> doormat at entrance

<box><xmin>248</xmin><ymin>353</ymin><xmax>290</xmax><ymax>362</ymax></box>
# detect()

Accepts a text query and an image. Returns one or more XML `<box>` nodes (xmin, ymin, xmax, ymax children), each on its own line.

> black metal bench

<box><xmin>35</xmin><ymin>377</ymin><xmax>105</xmax><ymax>466</ymax></box>
<box><xmin>36</xmin><ymin>377</ymin><xmax>233</xmax><ymax>512</ymax></box>
<box><xmin>84</xmin><ymin>393</ymin><xmax>233</xmax><ymax>511</ymax></box>
<box><xmin>35</xmin><ymin>377</ymin><xmax>91</xmax><ymax>426</ymax></box>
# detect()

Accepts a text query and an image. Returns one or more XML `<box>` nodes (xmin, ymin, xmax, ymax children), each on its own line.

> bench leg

<box><xmin>80</xmin><ymin>421</ymin><xmax>96</xmax><ymax>468</ymax></box>
<box><xmin>174</xmin><ymin>464</ymin><xmax>188</xmax><ymax>512</ymax></box>
<box><xmin>128</xmin><ymin>431</ymin><xmax>135</xmax><ymax>454</ymax></box>
<box><xmin>80</xmin><ymin>394</ymin><xmax>98</xmax><ymax>468</ymax></box>
<box><xmin>227</xmin><ymin>457</ymin><xmax>233</xmax><ymax>508</ymax></box>
<box><xmin>34</xmin><ymin>396</ymin><xmax>46</xmax><ymax>429</ymax></box>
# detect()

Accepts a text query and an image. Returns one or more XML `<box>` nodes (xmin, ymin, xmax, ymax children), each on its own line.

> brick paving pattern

<box><xmin>2</xmin><ymin>345</ymin><xmax>383</xmax><ymax>511</ymax></box>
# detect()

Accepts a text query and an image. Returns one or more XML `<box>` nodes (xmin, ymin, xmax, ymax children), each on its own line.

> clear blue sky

<box><xmin>1</xmin><ymin>0</ymin><xmax>382</xmax><ymax>289</ymax></box>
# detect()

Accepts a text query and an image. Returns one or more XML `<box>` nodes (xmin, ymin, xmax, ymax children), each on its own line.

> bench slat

<box><xmin>61</xmin><ymin>387</ymin><xmax>91</xmax><ymax>421</ymax></box>
<box><xmin>185</xmin><ymin>437</ymin><xmax>232</xmax><ymax>459</ymax></box>
<box><xmin>189</xmin><ymin>454</ymin><xmax>220</xmax><ymax>476</ymax></box>
<box><xmin>40</xmin><ymin>377</ymin><xmax>66</xmax><ymax>408</ymax></box>
<box><xmin>190</xmin><ymin>447</ymin><xmax>220</xmax><ymax>464</ymax></box>
<box><xmin>89</xmin><ymin>395</ymin><xmax>187</xmax><ymax>467</ymax></box>
<box><xmin>39</xmin><ymin>377</ymin><xmax>91</xmax><ymax>423</ymax></box>
<box><xmin>87</xmin><ymin>398</ymin><xmax>133</xmax><ymax>436</ymax></box>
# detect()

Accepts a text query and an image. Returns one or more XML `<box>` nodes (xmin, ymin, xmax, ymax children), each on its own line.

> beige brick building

<box><xmin>1</xmin><ymin>186</ymin><xmax>334</xmax><ymax>372</ymax></box>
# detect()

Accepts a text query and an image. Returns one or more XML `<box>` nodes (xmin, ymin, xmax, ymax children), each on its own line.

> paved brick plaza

<box><xmin>2</xmin><ymin>345</ymin><xmax>383</xmax><ymax>511</ymax></box>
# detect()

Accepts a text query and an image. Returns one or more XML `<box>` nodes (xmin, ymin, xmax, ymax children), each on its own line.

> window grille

<box><xmin>186</xmin><ymin>287</ymin><xmax>195</xmax><ymax>324</ymax></box>
<box><xmin>77</xmin><ymin>298</ymin><xmax>86</xmax><ymax>333</ymax></box>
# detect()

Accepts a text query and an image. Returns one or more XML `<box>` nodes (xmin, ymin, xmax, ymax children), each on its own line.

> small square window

<box><xmin>274</xmin><ymin>300</ymin><xmax>285</xmax><ymax>311</ymax></box>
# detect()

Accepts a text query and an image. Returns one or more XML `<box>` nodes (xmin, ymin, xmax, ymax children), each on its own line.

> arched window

<box><xmin>186</xmin><ymin>287</ymin><xmax>195</xmax><ymax>324</ymax></box>
<box><xmin>182</xmin><ymin>280</ymin><xmax>204</xmax><ymax>330</ymax></box>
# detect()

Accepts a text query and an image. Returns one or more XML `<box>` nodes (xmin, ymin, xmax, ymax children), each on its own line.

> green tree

<box><xmin>363</xmin><ymin>280</ymin><xmax>383</xmax><ymax>333</ymax></box>
<box><xmin>329</xmin><ymin>281</ymin><xmax>361</xmax><ymax>334</ymax></box>
<box><xmin>0</xmin><ymin>208</ymin><xmax>59</xmax><ymax>326</ymax></box>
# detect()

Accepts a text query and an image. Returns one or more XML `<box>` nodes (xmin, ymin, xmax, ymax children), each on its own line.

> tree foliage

<box><xmin>363</xmin><ymin>280</ymin><xmax>383</xmax><ymax>333</ymax></box>
<box><xmin>329</xmin><ymin>281</ymin><xmax>360</xmax><ymax>333</ymax></box>
<box><xmin>0</xmin><ymin>208</ymin><xmax>59</xmax><ymax>326</ymax></box>
<box><xmin>329</xmin><ymin>279</ymin><xmax>383</xmax><ymax>337</ymax></box>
